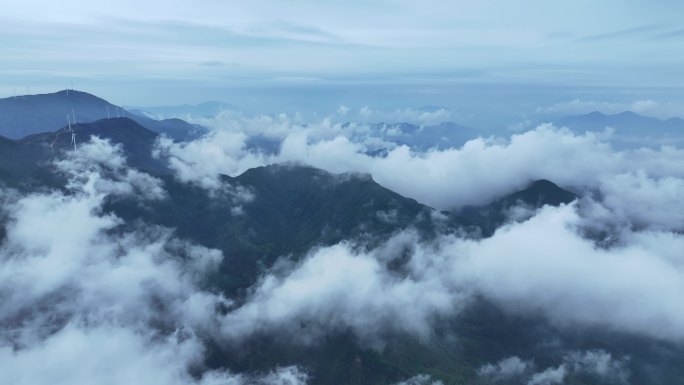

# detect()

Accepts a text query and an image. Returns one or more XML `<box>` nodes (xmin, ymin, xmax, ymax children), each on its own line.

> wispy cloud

<box><xmin>3</xmin><ymin>1</ymin><xmax>684</xmax><ymax>99</ymax></box>
<box><xmin>651</xmin><ymin>27</ymin><xmax>684</xmax><ymax>40</ymax></box>
<box><xmin>576</xmin><ymin>23</ymin><xmax>668</xmax><ymax>43</ymax></box>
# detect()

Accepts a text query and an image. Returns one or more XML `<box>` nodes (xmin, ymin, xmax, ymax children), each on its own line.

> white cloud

<box><xmin>0</xmin><ymin>325</ymin><xmax>208</xmax><ymax>385</ymax></box>
<box><xmin>360</xmin><ymin>106</ymin><xmax>373</xmax><ymax>118</ymax></box>
<box><xmin>0</xmin><ymin>324</ymin><xmax>307</xmax><ymax>385</ymax></box>
<box><xmin>214</xmin><ymin>201</ymin><xmax>684</xmax><ymax>344</ymax></box>
<box><xmin>337</xmin><ymin>105</ymin><xmax>350</xmax><ymax>115</ymax></box>
<box><xmin>220</xmin><ymin>239</ymin><xmax>464</xmax><ymax>346</ymax></box>
<box><xmin>158</xmin><ymin>119</ymin><xmax>684</xmax><ymax>215</ymax></box>
<box><xmin>597</xmin><ymin>172</ymin><xmax>684</xmax><ymax>230</ymax></box>
<box><xmin>275</xmin><ymin>124</ymin><xmax>684</xmax><ymax>210</ymax></box>
<box><xmin>479</xmin><ymin>350</ymin><xmax>629</xmax><ymax>385</ymax></box>
<box><xmin>386</xmin><ymin>107</ymin><xmax>452</xmax><ymax>126</ymax></box>
<box><xmin>154</xmin><ymin>133</ymin><xmax>265</xmax><ymax>191</ymax></box>
<box><xmin>0</xmin><ymin>137</ymin><xmax>308</xmax><ymax>385</ymax></box>
<box><xmin>56</xmin><ymin>136</ymin><xmax>166</xmax><ymax>200</ymax></box>
<box><xmin>478</xmin><ymin>356</ymin><xmax>532</xmax><ymax>380</ymax></box>
<box><xmin>6</xmin><ymin>128</ymin><xmax>682</xmax><ymax>382</ymax></box>
<box><xmin>527</xmin><ymin>365</ymin><xmax>566</xmax><ymax>385</ymax></box>
<box><xmin>565</xmin><ymin>350</ymin><xmax>630</xmax><ymax>381</ymax></box>
<box><xmin>393</xmin><ymin>374</ymin><xmax>444</xmax><ymax>385</ymax></box>
<box><xmin>455</xmin><ymin>205</ymin><xmax>684</xmax><ymax>339</ymax></box>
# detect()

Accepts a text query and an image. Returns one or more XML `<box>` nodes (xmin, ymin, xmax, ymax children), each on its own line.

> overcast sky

<box><xmin>2</xmin><ymin>0</ymin><xmax>683</xmax><ymax>106</ymax></box>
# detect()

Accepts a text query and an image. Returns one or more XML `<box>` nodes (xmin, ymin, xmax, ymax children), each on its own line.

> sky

<box><xmin>2</xmin><ymin>0</ymin><xmax>684</xmax><ymax>109</ymax></box>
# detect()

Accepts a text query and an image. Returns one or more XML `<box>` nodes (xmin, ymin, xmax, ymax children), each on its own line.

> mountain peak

<box><xmin>509</xmin><ymin>179</ymin><xmax>578</xmax><ymax>207</ymax></box>
<box><xmin>0</xmin><ymin>90</ymin><xmax>206</xmax><ymax>141</ymax></box>
<box><xmin>526</xmin><ymin>178</ymin><xmax>564</xmax><ymax>191</ymax></box>
<box><xmin>456</xmin><ymin>178</ymin><xmax>578</xmax><ymax>236</ymax></box>
<box><xmin>615</xmin><ymin>110</ymin><xmax>639</xmax><ymax>118</ymax></box>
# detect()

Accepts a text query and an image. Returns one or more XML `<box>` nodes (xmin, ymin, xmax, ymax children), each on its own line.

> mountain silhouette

<box><xmin>0</xmin><ymin>90</ymin><xmax>206</xmax><ymax>141</ymax></box>
<box><xmin>456</xmin><ymin>179</ymin><xmax>578</xmax><ymax>236</ymax></box>
<box><xmin>557</xmin><ymin>110</ymin><xmax>684</xmax><ymax>139</ymax></box>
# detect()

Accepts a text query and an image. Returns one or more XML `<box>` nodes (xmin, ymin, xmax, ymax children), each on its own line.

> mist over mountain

<box><xmin>0</xmin><ymin>117</ymin><xmax>169</xmax><ymax>190</ymax></box>
<box><xmin>3</xmin><ymin>0</ymin><xmax>684</xmax><ymax>381</ymax></box>
<box><xmin>105</xmin><ymin>163</ymin><xmax>443</xmax><ymax>294</ymax></box>
<box><xmin>2</xmin><ymin>85</ymin><xmax>684</xmax><ymax>384</ymax></box>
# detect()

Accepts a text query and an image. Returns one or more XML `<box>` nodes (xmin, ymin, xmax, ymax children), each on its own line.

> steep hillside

<box><xmin>107</xmin><ymin>163</ymin><xmax>437</xmax><ymax>293</ymax></box>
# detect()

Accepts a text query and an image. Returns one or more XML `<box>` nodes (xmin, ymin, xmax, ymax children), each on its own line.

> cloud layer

<box><xmin>157</xmin><ymin>119</ymin><xmax>684</xmax><ymax>212</ymax></box>
<box><xmin>150</xmin><ymin>114</ymin><xmax>684</xmax><ymax>350</ymax></box>
<box><xmin>4</xmin><ymin>107</ymin><xmax>684</xmax><ymax>383</ymax></box>
<box><xmin>0</xmin><ymin>138</ymin><xmax>306</xmax><ymax>385</ymax></box>
<box><xmin>4</xmin><ymin>0</ymin><xmax>684</xmax><ymax>104</ymax></box>
<box><xmin>215</xmin><ymin>202</ymin><xmax>684</xmax><ymax>345</ymax></box>
<box><xmin>479</xmin><ymin>350</ymin><xmax>630</xmax><ymax>385</ymax></box>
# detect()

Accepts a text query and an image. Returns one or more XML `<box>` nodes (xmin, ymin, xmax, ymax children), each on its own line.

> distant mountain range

<box><xmin>366</xmin><ymin>121</ymin><xmax>486</xmax><ymax>151</ymax></box>
<box><xmin>0</xmin><ymin>90</ymin><xmax>207</xmax><ymax>141</ymax></box>
<box><xmin>555</xmin><ymin>111</ymin><xmax>684</xmax><ymax>145</ymax></box>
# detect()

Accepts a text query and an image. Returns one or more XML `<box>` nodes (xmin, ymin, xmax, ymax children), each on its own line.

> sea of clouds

<box><xmin>2</xmin><ymin>111</ymin><xmax>684</xmax><ymax>384</ymax></box>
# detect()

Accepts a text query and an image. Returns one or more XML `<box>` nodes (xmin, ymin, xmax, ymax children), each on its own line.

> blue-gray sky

<box><xmin>2</xmin><ymin>0</ymin><xmax>684</xmax><ymax>108</ymax></box>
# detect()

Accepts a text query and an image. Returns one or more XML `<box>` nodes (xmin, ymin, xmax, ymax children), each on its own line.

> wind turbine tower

<box><xmin>67</xmin><ymin>114</ymin><xmax>76</xmax><ymax>151</ymax></box>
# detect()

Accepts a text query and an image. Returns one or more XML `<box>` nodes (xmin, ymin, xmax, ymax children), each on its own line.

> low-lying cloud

<box><xmin>216</xmin><ymin>202</ymin><xmax>684</xmax><ymax>344</ymax></box>
<box><xmin>5</xmin><ymin>111</ymin><xmax>684</xmax><ymax>383</ymax></box>
<box><xmin>479</xmin><ymin>350</ymin><xmax>630</xmax><ymax>385</ymax></box>
<box><xmin>150</xmin><ymin>114</ymin><xmax>684</xmax><ymax>349</ymax></box>
<box><xmin>156</xmin><ymin>119</ymin><xmax>684</xmax><ymax>213</ymax></box>
<box><xmin>0</xmin><ymin>138</ymin><xmax>306</xmax><ymax>385</ymax></box>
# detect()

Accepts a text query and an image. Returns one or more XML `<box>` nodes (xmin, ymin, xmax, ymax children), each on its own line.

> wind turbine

<box><xmin>67</xmin><ymin>114</ymin><xmax>76</xmax><ymax>151</ymax></box>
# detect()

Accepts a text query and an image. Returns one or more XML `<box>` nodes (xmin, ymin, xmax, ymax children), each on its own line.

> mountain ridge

<box><xmin>0</xmin><ymin>90</ymin><xmax>207</xmax><ymax>141</ymax></box>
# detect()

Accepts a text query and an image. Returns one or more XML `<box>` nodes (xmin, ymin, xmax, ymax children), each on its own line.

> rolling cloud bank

<box><xmin>1</xmin><ymin>114</ymin><xmax>683</xmax><ymax>384</ymax></box>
